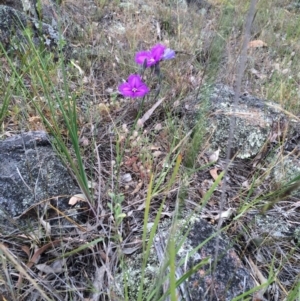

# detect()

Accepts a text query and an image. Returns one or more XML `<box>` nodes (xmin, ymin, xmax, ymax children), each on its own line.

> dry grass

<box><xmin>1</xmin><ymin>0</ymin><xmax>300</xmax><ymax>300</ymax></box>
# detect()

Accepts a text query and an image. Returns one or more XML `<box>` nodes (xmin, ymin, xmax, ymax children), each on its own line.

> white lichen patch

<box><xmin>180</xmin><ymin>84</ymin><xmax>293</xmax><ymax>159</ymax></box>
<box><xmin>113</xmin><ymin>245</ymin><xmax>161</xmax><ymax>299</ymax></box>
<box><xmin>112</xmin><ymin>211</ymin><xmax>212</xmax><ymax>300</ymax></box>
<box><xmin>271</xmin><ymin>156</ymin><xmax>300</xmax><ymax>185</ymax></box>
<box><xmin>255</xmin><ymin>215</ymin><xmax>291</xmax><ymax>239</ymax></box>
<box><xmin>238</xmin><ymin>129</ymin><xmax>267</xmax><ymax>159</ymax></box>
<box><xmin>211</xmin><ymin>101</ymin><xmax>273</xmax><ymax>158</ymax></box>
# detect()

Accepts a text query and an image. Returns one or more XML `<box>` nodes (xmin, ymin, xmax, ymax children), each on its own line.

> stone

<box><xmin>186</xmin><ymin>0</ymin><xmax>212</xmax><ymax>11</ymax></box>
<box><xmin>208</xmin><ymin>85</ymin><xmax>279</xmax><ymax>159</ymax></box>
<box><xmin>175</xmin><ymin>218</ymin><xmax>254</xmax><ymax>301</ymax></box>
<box><xmin>0</xmin><ymin>0</ymin><xmax>101</xmax><ymax>60</ymax></box>
<box><xmin>179</xmin><ymin>85</ymin><xmax>300</xmax><ymax>296</ymax></box>
<box><xmin>181</xmin><ymin>84</ymin><xmax>299</xmax><ymax>159</ymax></box>
<box><xmin>0</xmin><ymin>0</ymin><xmax>23</xmax><ymax>10</ymax></box>
<box><xmin>0</xmin><ymin>131</ymin><xmax>80</xmax><ymax>233</ymax></box>
<box><xmin>0</xmin><ymin>4</ymin><xmax>63</xmax><ymax>55</ymax></box>
<box><xmin>113</xmin><ymin>216</ymin><xmax>254</xmax><ymax>300</ymax></box>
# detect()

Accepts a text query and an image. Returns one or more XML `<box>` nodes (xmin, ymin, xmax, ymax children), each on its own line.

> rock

<box><xmin>21</xmin><ymin>0</ymin><xmax>58</xmax><ymax>24</ymax></box>
<box><xmin>0</xmin><ymin>4</ymin><xmax>63</xmax><ymax>55</ymax></box>
<box><xmin>0</xmin><ymin>131</ymin><xmax>80</xmax><ymax>233</ymax></box>
<box><xmin>285</xmin><ymin>1</ymin><xmax>300</xmax><ymax>11</ymax></box>
<box><xmin>269</xmin><ymin>122</ymin><xmax>300</xmax><ymax>193</ymax></box>
<box><xmin>177</xmin><ymin>218</ymin><xmax>253</xmax><ymax>301</ymax></box>
<box><xmin>179</xmin><ymin>85</ymin><xmax>300</xmax><ymax>297</ymax></box>
<box><xmin>253</xmin><ymin>214</ymin><xmax>299</xmax><ymax>243</ymax></box>
<box><xmin>113</xmin><ymin>216</ymin><xmax>254</xmax><ymax>300</ymax></box>
<box><xmin>181</xmin><ymin>84</ymin><xmax>298</xmax><ymax>159</ymax></box>
<box><xmin>0</xmin><ymin>0</ymin><xmax>100</xmax><ymax>60</ymax></box>
<box><xmin>192</xmin><ymin>85</ymin><xmax>300</xmax><ymax>195</ymax></box>
<box><xmin>186</xmin><ymin>0</ymin><xmax>212</xmax><ymax>11</ymax></box>
<box><xmin>208</xmin><ymin>85</ymin><xmax>279</xmax><ymax>159</ymax></box>
<box><xmin>0</xmin><ymin>0</ymin><xmax>23</xmax><ymax>10</ymax></box>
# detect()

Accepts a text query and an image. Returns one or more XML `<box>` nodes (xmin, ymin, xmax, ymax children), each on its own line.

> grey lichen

<box><xmin>180</xmin><ymin>84</ymin><xmax>290</xmax><ymax>159</ymax></box>
<box><xmin>0</xmin><ymin>132</ymin><xmax>80</xmax><ymax>231</ymax></box>
<box><xmin>113</xmin><ymin>246</ymin><xmax>161</xmax><ymax>300</ymax></box>
<box><xmin>270</xmin><ymin>154</ymin><xmax>300</xmax><ymax>199</ymax></box>
<box><xmin>113</xmin><ymin>217</ymin><xmax>183</xmax><ymax>300</ymax></box>
<box><xmin>113</xmin><ymin>213</ymin><xmax>254</xmax><ymax>301</ymax></box>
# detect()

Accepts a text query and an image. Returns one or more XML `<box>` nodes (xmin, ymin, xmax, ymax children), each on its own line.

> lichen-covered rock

<box><xmin>178</xmin><ymin>218</ymin><xmax>254</xmax><ymax>300</ymax></box>
<box><xmin>181</xmin><ymin>84</ymin><xmax>299</xmax><ymax>159</ymax></box>
<box><xmin>113</xmin><ymin>216</ymin><xmax>254</xmax><ymax>300</ymax></box>
<box><xmin>0</xmin><ymin>131</ymin><xmax>80</xmax><ymax>233</ymax></box>
<box><xmin>186</xmin><ymin>0</ymin><xmax>212</xmax><ymax>10</ymax></box>
<box><xmin>0</xmin><ymin>0</ymin><xmax>101</xmax><ymax>60</ymax></box>
<box><xmin>20</xmin><ymin>0</ymin><xmax>59</xmax><ymax>24</ymax></box>
<box><xmin>270</xmin><ymin>122</ymin><xmax>300</xmax><ymax>190</ymax></box>
<box><xmin>0</xmin><ymin>4</ymin><xmax>63</xmax><ymax>54</ymax></box>
<box><xmin>0</xmin><ymin>0</ymin><xmax>23</xmax><ymax>10</ymax></box>
<box><xmin>208</xmin><ymin>85</ymin><xmax>273</xmax><ymax>158</ymax></box>
<box><xmin>254</xmin><ymin>214</ymin><xmax>299</xmax><ymax>242</ymax></box>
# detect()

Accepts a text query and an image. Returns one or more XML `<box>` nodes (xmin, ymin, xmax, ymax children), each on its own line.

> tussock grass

<box><xmin>0</xmin><ymin>0</ymin><xmax>300</xmax><ymax>300</ymax></box>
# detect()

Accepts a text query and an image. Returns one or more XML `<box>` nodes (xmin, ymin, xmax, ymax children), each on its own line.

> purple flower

<box><xmin>150</xmin><ymin>44</ymin><xmax>166</xmax><ymax>62</ymax></box>
<box><xmin>135</xmin><ymin>44</ymin><xmax>166</xmax><ymax>67</ymax></box>
<box><xmin>135</xmin><ymin>51</ymin><xmax>153</xmax><ymax>67</ymax></box>
<box><xmin>118</xmin><ymin>74</ymin><xmax>149</xmax><ymax>98</ymax></box>
<box><xmin>162</xmin><ymin>48</ymin><xmax>175</xmax><ymax>60</ymax></box>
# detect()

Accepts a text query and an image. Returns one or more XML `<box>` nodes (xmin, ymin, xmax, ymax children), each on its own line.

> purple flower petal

<box><xmin>135</xmin><ymin>51</ymin><xmax>152</xmax><ymax>66</ymax></box>
<box><xmin>135</xmin><ymin>51</ymin><xmax>156</xmax><ymax>67</ymax></box>
<box><xmin>135</xmin><ymin>44</ymin><xmax>166</xmax><ymax>67</ymax></box>
<box><xmin>133</xmin><ymin>84</ymin><xmax>149</xmax><ymax>97</ymax></box>
<box><xmin>150</xmin><ymin>44</ymin><xmax>166</xmax><ymax>62</ymax></box>
<box><xmin>162</xmin><ymin>48</ymin><xmax>175</xmax><ymax>60</ymax></box>
<box><xmin>118</xmin><ymin>74</ymin><xmax>149</xmax><ymax>98</ymax></box>
<box><xmin>127</xmin><ymin>74</ymin><xmax>143</xmax><ymax>86</ymax></box>
<box><xmin>118</xmin><ymin>82</ymin><xmax>135</xmax><ymax>97</ymax></box>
